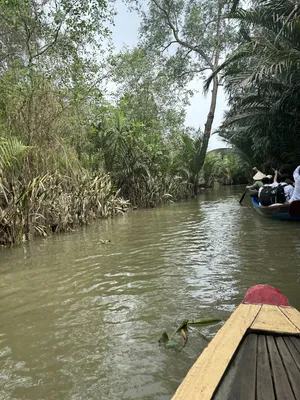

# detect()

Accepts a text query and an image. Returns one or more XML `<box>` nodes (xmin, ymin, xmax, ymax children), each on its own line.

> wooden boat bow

<box><xmin>172</xmin><ymin>285</ymin><xmax>300</xmax><ymax>400</ymax></box>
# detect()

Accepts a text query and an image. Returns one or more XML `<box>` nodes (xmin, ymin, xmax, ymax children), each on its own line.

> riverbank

<box><xmin>0</xmin><ymin>173</ymin><xmax>247</xmax><ymax>247</ymax></box>
<box><xmin>0</xmin><ymin>139</ymin><xmax>247</xmax><ymax>247</ymax></box>
<box><xmin>0</xmin><ymin>170</ymin><xmax>194</xmax><ymax>247</ymax></box>
<box><xmin>0</xmin><ymin>172</ymin><xmax>130</xmax><ymax>247</ymax></box>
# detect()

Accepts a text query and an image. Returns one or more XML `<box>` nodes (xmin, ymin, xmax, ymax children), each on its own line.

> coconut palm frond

<box><xmin>0</xmin><ymin>137</ymin><xmax>32</xmax><ymax>175</ymax></box>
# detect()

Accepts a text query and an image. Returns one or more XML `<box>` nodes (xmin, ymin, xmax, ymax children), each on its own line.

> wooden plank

<box><xmin>290</xmin><ymin>337</ymin><xmax>300</xmax><ymax>355</ymax></box>
<box><xmin>251</xmin><ymin>305</ymin><xmax>299</xmax><ymax>334</ymax></box>
<box><xmin>280</xmin><ymin>307</ymin><xmax>300</xmax><ymax>331</ymax></box>
<box><xmin>172</xmin><ymin>304</ymin><xmax>261</xmax><ymax>400</ymax></box>
<box><xmin>276</xmin><ymin>336</ymin><xmax>300</xmax><ymax>399</ymax></box>
<box><xmin>267</xmin><ymin>336</ymin><xmax>296</xmax><ymax>400</ymax></box>
<box><xmin>219</xmin><ymin>334</ymin><xmax>257</xmax><ymax>400</ymax></box>
<box><xmin>213</xmin><ymin>335</ymin><xmax>248</xmax><ymax>400</ymax></box>
<box><xmin>257</xmin><ymin>335</ymin><xmax>275</xmax><ymax>400</ymax></box>
<box><xmin>284</xmin><ymin>337</ymin><xmax>300</xmax><ymax>371</ymax></box>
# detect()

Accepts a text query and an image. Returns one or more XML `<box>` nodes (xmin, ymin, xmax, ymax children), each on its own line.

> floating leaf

<box><xmin>180</xmin><ymin>329</ymin><xmax>188</xmax><ymax>346</ymax></box>
<box><xmin>165</xmin><ymin>339</ymin><xmax>184</xmax><ymax>351</ymax></box>
<box><xmin>170</xmin><ymin>319</ymin><xmax>189</xmax><ymax>338</ymax></box>
<box><xmin>188</xmin><ymin>318</ymin><xmax>221</xmax><ymax>326</ymax></box>
<box><xmin>180</xmin><ymin>329</ymin><xmax>187</xmax><ymax>340</ymax></box>
<box><xmin>159</xmin><ymin>317</ymin><xmax>221</xmax><ymax>351</ymax></box>
<box><xmin>159</xmin><ymin>332</ymin><xmax>184</xmax><ymax>351</ymax></box>
<box><xmin>158</xmin><ymin>332</ymin><xmax>169</xmax><ymax>345</ymax></box>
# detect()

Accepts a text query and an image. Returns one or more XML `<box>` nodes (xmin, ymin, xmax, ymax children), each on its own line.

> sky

<box><xmin>111</xmin><ymin>1</ymin><xmax>228</xmax><ymax>150</ymax></box>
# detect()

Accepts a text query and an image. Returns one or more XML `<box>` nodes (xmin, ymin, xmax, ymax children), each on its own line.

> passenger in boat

<box><xmin>267</xmin><ymin>174</ymin><xmax>274</xmax><ymax>184</ymax></box>
<box><xmin>272</xmin><ymin>171</ymin><xmax>294</xmax><ymax>203</ymax></box>
<box><xmin>258</xmin><ymin>170</ymin><xmax>294</xmax><ymax>206</ymax></box>
<box><xmin>282</xmin><ymin>174</ymin><xmax>294</xmax><ymax>203</ymax></box>
<box><xmin>257</xmin><ymin>177</ymin><xmax>274</xmax><ymax>205</ymax></box>
<box><xmin>246</xmin><ymin>169</ymin><xmax>265</xmax><ymax>191</ymax></box>
<box><xmin>246</xmin><ymin>181</ymin><xmax>263</xmax><ymax>191</ymax></box>
<box><xmin>261</xmin><ymin>171</ymin><xmax>294</xmax><ymax>205</ymax></box>
<box><xmin>289</xmin><ymin>165</ymin><xmax>300</xmax><ymax>202</ymax></box>
<box><xmin>258</xmin><ymin>176</ymin><xmax>271</xmax><ymax>198</ymax></box>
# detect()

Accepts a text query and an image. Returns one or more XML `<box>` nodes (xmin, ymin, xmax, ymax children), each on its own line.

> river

<box><xmin>1</xmin><ymin>186</ymin><xmax>300</xmax><ymax>400</ymax></box>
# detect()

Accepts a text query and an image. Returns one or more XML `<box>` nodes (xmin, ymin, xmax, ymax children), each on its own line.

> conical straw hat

<box><xmin>253</xmin><ymin>171</ymin><xmax>266</xmax><ymax>180</ymax></box>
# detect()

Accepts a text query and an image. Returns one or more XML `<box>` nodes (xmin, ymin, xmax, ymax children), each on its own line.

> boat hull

<box><xmin>252</xmin><ymin>198</ymin><xmax>300</xmax><ymax>220</ymax></box>
<box><xmin>172</xmin><ymin>285</ymin><xmax>300</xmax><ymax>400</ymax></box>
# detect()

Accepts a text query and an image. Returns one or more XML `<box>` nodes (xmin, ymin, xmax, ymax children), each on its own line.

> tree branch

<box><xmin>150</xmin><ymin>0</ymin><xmax>214</xmax><ymax>69</ymax></box>
<box><xmin>30</xmin><ymin>3</ymin><xmax>74</xmax><ymax>61</ymax></box>
<box><xmin>31</xmin><ymin>20</ymin><xmax>63</xmax><ymax>60</ymax></box>
<box><xmin>205</xmin><ymin>18</ymin><xmax>219</xmax><ymax>29</ymax></box>
<box><xmin>161</xmin><ymin>40</ymin><xmax>177</xmax><ymax>52</ymax></box>
<box><xmin>176</xmin><ymin>67</ymin><xmax>211</xmax><ymax>79</ymax></box>
<box><xmin>182</xmin><ymin>49</ymin><xmax>193</xmax><ymax>60</ymax></box>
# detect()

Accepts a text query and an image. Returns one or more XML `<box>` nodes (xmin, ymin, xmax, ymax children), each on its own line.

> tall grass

<box><xmin>0</xmin><ymin>138</ymin><xmax>129</xmax><ymax>246</ymax></box>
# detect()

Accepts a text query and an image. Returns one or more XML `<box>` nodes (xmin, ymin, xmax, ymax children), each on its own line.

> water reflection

<box><xmin>0</xmin><ymin>186</ymin><xmax>300</xmax><ymax>399</ymax></box>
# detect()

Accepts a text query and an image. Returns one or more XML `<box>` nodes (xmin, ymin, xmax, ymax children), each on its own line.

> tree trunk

<box><xmin>194</xmin><ymin>77</ymin><xmax>219</xmax><ymax>194</ymax></box>
<box><xmin>193</xmin><ymin>0</ymin><xmax>222</xmax><ymax>195</ymax></box>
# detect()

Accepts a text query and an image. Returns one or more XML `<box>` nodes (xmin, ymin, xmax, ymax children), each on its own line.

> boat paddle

<box><xmin>239</xmin><ymin>188</ymin><xmax>248</xmax><ymax>205</ymax></box>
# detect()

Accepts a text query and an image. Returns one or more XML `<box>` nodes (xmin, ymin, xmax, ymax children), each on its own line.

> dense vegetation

<box><xmin>208</xmin><ymin>0</ymin><xmax>300</xmax><ymax>173</ymax></box>
<box><xmin>127</xmin><ymin>0</ymin><xmax>239</xmax><ymax>189</ymax></box>
<box><xmin>5</xmin><ymin>0</ymin><xmax>297</xmax><ymax>246</ymax></box>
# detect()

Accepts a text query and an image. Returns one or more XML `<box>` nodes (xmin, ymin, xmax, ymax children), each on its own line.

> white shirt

<box><xmin>289</xmin><ymin>166</ymin><xmax>300</xmax><ymax>203</ymax></box>
<box><xmin>284</xmin><ymin>184</ymin><xmax>294</xmax><ymax>203</ymax></box>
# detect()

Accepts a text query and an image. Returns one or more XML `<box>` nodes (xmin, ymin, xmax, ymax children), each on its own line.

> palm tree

<box><xmin>205</xmin><ymin>0</ymin><xmax>300</xmax><ymax>169</ymax></box>
<box><xmin>0</xmin><ymin>137</ymin><xmax>31</xmax><ymax>178</ymax></box>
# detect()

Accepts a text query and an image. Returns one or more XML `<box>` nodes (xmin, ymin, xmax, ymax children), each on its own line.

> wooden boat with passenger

<box><xmin>252</xmin><ymin>198</ymin><xmax>300</xmax><ymax>220</ymax></box>
<box><xmin>172</xmin><ymin>285</ymin><xmax>300</xmax><ymax>400</ymax></box>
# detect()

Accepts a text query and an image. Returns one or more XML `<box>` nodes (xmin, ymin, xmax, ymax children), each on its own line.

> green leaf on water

<box><xmin>158</xmin><ymin>332</ymin><xmax>169</xmax><ymax>345</ymax></box>
<box><xmin>165</xmin><ymin>339</ymin><xmax>184</xmax><ymax>351</ymax></box>
<box><xmin>159</xmin><ymin>317</ymin><xmax>221</xmax><ymax>351</ymax></box>
<box><xmin>170</xmin><ymin>319</ymin><xmax>189</xmax><ymax>338</ymax></box>
<box><xmin>159</xmin><ymin>332</ymin><xmax>184</xmax><ymax>351</ymax></box>
<box><xmin>180</xmin><ymin>328</ymin><xmax>187</xmax><ymax>341</ymax></box>
<box><xmin>188</xmin><ymin>318</ymin><xmax>221</xmax><ymax>326</ymax></box>
<box><xmin>180</xmin><ymin>328</ymin><xmax>188</xmax><ymax>346</ymax></box>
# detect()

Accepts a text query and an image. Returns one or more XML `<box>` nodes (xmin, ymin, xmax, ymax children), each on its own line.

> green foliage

<box><xmin>0</xmin><ymin>137</ymin><xmax>31</xmax><ymax>176</ymax></box>
<box><xmin>207</xmin><ymin>0</ymin><xmax>300</xmax><ymax>170</ymax></box>
<box><xmin>202</xmin><ymin>152</ymin><xmax>249</xmax><ymax>186</ymax></box>
<box><xmin>125</xmin><ymin>0</ymin><xmax>238</xmax><ymax>178</ymax></box>
<box><xmin>0</xmin><ymin>155</ymin><xmax>129</xmax><ymax>246</ymax></box>
<box><xmin>0</xmin><ymin>0</ymin><xmax>128</xmax><ymax>246</ymax></box>
<box><xmin>90</xmin><ymin>106</ymin><xmax>195</xmax><ymax>207</ymax></box>
<box><xmin>0</xmin><ymin>0</ymin><xmax>114</xmax><ymax>70</ymax></box>
<box><xmin>92</xmin><ymin>48</ymin><xmax>204</xmax><ymax>206</ymax></box>
<box><xmin>0</xmin><ymin>0</ymin><xmax>247</xmax><ymax>246</ymax></box>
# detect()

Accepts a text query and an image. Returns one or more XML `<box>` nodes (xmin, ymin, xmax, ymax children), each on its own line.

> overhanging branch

<box><xmin>150</xmin><ymin>0</ymin><xmax>214</xmax><ymax>69</ymax></box>
<box><xmin>161</xmin><ymin>40</ymin><xmax>177</xmax><ymax>52</ymax></box>
<box><xmin>176</xmin><ymin>67</ymin><xmax>211</xmax><ymax>79</ymax></box>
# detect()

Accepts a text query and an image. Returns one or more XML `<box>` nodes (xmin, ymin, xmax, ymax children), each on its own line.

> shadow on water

<box><xmin>0</xmin><ymin>185</ymin><xmax>300</xmax><ymax>399</ymax></box>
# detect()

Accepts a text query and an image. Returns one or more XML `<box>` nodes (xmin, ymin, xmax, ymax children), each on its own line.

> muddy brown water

<box><xmin>1</xmin><ymin>186</ymin><xmax>300</xmax><ymax>399</ymax></box>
